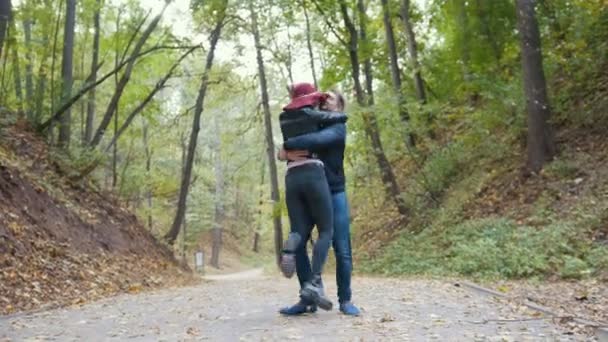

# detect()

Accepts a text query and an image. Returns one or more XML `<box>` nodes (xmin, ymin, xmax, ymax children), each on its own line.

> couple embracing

<box><xmin>276</xmin><ymin>82</ymin><xmax>360</xmax><ymax>316</ymax></box>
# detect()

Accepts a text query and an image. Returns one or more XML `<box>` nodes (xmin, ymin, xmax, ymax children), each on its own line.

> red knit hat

<box><xmin>283</xmin><ymin>83</ymin><xmax>328</xmax><ymax>111</ymax></box>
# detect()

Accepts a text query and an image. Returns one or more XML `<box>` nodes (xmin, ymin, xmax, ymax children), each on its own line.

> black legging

<box><xmin>285</xmin><ymin>163</ymin><xmax>333</xmax><ymax>280</ymax></box>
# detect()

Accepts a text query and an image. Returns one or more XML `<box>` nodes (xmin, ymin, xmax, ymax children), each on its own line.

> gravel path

<box><xmin>0</xmin><ymin>270</ymin><xmax>592</xmax><ymax>341</ymax></box>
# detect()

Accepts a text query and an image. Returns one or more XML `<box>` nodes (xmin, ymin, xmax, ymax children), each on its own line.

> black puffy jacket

<box><xmin>279</xmin><ymin>106</ymin><xmax>347</xmax><ymax>143</ymax></box>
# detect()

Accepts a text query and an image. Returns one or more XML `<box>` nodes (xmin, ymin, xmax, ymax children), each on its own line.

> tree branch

<box><xmin>310</xmin><ymin>0</ymin><xmax>348</xmax><ymax>47</ymax></box>
<box><xmin>38</xmin><ymin>44</ymin><xmax>198</xmax><ymax>131</ymax></box>
<box><xmin>103</xmin><ymin>46</ymin><xmax>199</xmax><ymax>152</ymax></box>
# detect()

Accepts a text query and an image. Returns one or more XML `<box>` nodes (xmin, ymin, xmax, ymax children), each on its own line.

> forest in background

<box><xmin>0</xmin><ymin>0</ymin><xmax>607</xmax><ymax>280</ymax></box>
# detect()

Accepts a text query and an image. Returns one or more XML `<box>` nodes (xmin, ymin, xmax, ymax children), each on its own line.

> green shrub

<box><xmin>544</xmin><ymin>158</ymin><xmax>580</xmax><ymax>179</ymax></box>
<box><xmin>362</xmin><ymin>217</ymin><xmax>606</xmax><ymax>280</ymax></box>
<box><xmin>418</xmin><ymin>142</ymin><xmax>468</xmax><ymax>198</ymax></box>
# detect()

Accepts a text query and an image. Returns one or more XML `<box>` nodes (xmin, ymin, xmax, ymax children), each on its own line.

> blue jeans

<box><xmin>295</xmin><ymin>191</ymin><xmax>352</xmax><ymax>303</ymax></box>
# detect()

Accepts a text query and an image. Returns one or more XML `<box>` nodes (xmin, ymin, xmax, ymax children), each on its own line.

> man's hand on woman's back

<box><xmin>278</xmin><ymin>148</ymin><xmax>310</xmax><ymax>162</ymax></box>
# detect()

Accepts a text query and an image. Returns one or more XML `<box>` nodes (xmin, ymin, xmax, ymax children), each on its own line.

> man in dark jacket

<box><xmin>278</xmin><ymin>91</ymin><xmax>360</xmax><ymax>316</ymax></box>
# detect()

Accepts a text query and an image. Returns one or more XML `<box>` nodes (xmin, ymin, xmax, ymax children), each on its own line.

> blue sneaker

<box><xmin>279</xmin><ymin>300</ymin><xmax>317</xmax><ymax>316</ymax></box>
<box><xmin>339</xmin><ymin>301</ymin><xmax>360</xmax><ymax>316</ymax></box>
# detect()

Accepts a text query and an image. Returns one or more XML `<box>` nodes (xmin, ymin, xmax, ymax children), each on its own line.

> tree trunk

<box><xmin>142</xmin><ymin>118</ymin><xmax>153</xmax><ymax>231</ymax></box>
<box><xmin>302</xmin><ymin>0</ymin><xmax>318</xmax><ymax>88</ymax></box>
<box><xmin>252</xmin><ymin>232</ymin><xmax>260</xmax><ymax>253</ymax></box>
<box><xmin>49</xmin><ymin>0</ymin><xmax>63</xmax><ymax>119</ymax></box>
<box><xmin>456</xmin><ymin>0</ymin><xmax>471</xmax><ymax>82</ymax></box>
<box><xmin>79</xmin><ymin>25</ymin><xmax>88</xmax><ymax>144</ymax></box>
<box><xmin>34</xmin><ymin>65</ymin><xmax>47</xmax><ymax>123</ymax></box>
<box><xmin>0</xmin><ymin>0</ymin><xmax>10</xmax><ymax>63</ymax></box>
<box><xmin>112</xmin><ymin>11</ymin><xmax>120</xmax><ymax>189</ymax></box>
<box><xmin>400</xmin><ymin>0</ymin><xmax>426</xmax><ymax>104</ymax></box>
<box><xmin>251</xmin><ymin>0</ymin><xmax>283</xmax><ymax>267</ymax></box>
<box><xmin>85</xmin><ymin>0</ymin><xmax>101</xmax><ymax>144</ymax></box>
<box><xmin>380</xmin><ymin>0</ymin><xmax>415</xmax><ymax>148</ymax></box>
<box><xmin>59</xmin><ymin>0</ymin><xmax>76</xmax><ymax>148</ymax></box>
<box><xmin>9</xmin><ymin>20</ymin><xmax>23</xmax><ymax>113</ymax></box>
<box><xmin>210</xmin><ymin>115</ymin><xmax>223</xmax><ymax>269</ymax></box>
<box><xmin>34</xmin><ymin>24</ymin><xmax>51</xmax><ymax>124</ymax></box>
<box><xmin>90</xmin><ymin>4</ymin><xmax>168</xmax><ymax>148</ymax></box>
<box><xmin>22</xmin><ymin>16</ymin><xmax>34</xmax><ymax>120</ymax></box>
<box><xmin>164</xmin><ymin>4</ymin><xmax>226</xmax><ymax>245</ymax></box>
<box><xmin>516</xmin><ymin>0</ymin><xmax>555</xmax><ymax>172</ymax></box>
<box><xmin>117</xmin><ymin>139</ymin><xmax>134</xmax><ymax>197</ymax></box>
<box><xmin>476</xmin><ymin>0</ymin><xmax>501</xmax><ymax>66</ymax></box>
<box><xmin>253</xmin><ymin>153</ymin><xmax>265</xmax><ymax>253</ymax></box>
<box><xmin>346</xmin><ymin>0</ymin><xmax>409</xmax><ymax>217</ymax></box>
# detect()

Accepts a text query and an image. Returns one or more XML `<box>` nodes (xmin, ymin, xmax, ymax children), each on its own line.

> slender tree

<box><xmin>516</xmin><ymin>0</ymin><xmax>555</xmax><ymax>172</ymax></box>
<box><xmin>210</xmin><ymin>114</ymin><xmax>223</xmax><ymax>268</ymax></box>
<box><xmin>34</xmin><ymin>25</ymin><xmax>51</xmax><ymax>124</ymax></box>
<box><xmin>381</xmin><ymin>0</ymin><xmax>415</xmax><ymax>147</ymax></box>
<box><xmin>9</xmin><ymin>20</ymin><xmax>23</xmax><ymax>113</ymax></box>
<box><xmin>49</xmin><ymin>0</ymin><xmax>64</xmax><ymax>117</ymax></box>
<box><xmin>142</xmin><ymin>118</ymin><xmax>153</xmax><ymax>231</ymax></box>
<box><xmin>251</xmin><ymin>0</ymin><xmax>284</xmax><ymax>266</ymax></box>
<box><xmin>112</xmin><ymin>10</ymin><xmax>120</xmax><ymax>188</ymax></box>
<box><xmin>302</xmin><ymin>0</ymin><xmax>318</xmax><ymax>88</ymax></box>
<box><xmin>85</xmin><ymin>0</ymin><xmax>101</xmax><ymax>144</ymax></box>
<box><xmin>164</xmin><ymin>1</ymin><xmax>227</xmax><ymax>245</ymax></box>
<box><xmin>399</xmin><ymin>0</ymin><xmax>426</xmax><ymax>103</ymax></box>
<box><xmin>339</xmin><ymin>0</ymin><xmax>409</xmax><ymax>216</ymax></box>
<box><xmin>0</xmin><ymin>0</ymin><xmax>10</xmax><ymax>62</ymax></box>
<box><xmin>456</xmin><ymin>0</ymin><xmax>471</xmax><ymax>82</ymax></box>
<box><xmin>58</xmin><ymin>0</ymin><xmax>76</xmax><ymax>147</ymax></box>
<box><xmin>476</xmin><ymin>0</ymin><xmax>501</xmax><ymax>66</ymax></box>
<box><xmin>253</xmin><ymin>153</ymin><xmax>265</xmax><ymax>253</ymax></box>
<box><xmin>22</xmin><ymin>12</ymin><xmax>34</xmax><ymax>120</ymax></box>
<box><xmin>90</xmin><ymin>4</ymin><xmax>168</xmax><ymax>148</ymax></box>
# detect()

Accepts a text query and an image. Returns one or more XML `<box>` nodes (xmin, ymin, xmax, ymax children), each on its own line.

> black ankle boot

<box><xmin>300</xmin><ymin>275</ymin><xmax>333</xmax><ymax>311</ymax></box>
<box><xmin>280</xmin><ymin>233</ymin><xmax>301</xmax><ymax>278</ymax></box>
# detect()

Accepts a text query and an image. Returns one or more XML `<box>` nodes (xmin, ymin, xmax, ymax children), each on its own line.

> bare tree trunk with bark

<box><xmin>22</xmin><ymin>15</ymin><xmax>34</xmax><ymax>120</ymax></box>
<box><xmin>85</xmin><ymin>0</ymin><xmax>101</xmax><ymax>144</ymax></box>
<box><xmin>142</xmin><ymin>118</ymin><xmax>153</xmax><ymax>231</ymax></box>
<box><xmin>381</xmin><ymin>0</ymin><xmax>415</xmax><ymax>148</ymax></box>
<box><xmin>164</xmin><ymin>3</ymin><xmax>227</xmax><ymax>245</ymax></box>
<box><xmin>58</xmin><ymin>0</ymin><xmax>76</xmax><ymax>148</ymax></box>
<box><xmin>516</xmin><ymin>0</ymin><xmax>555</xmax><ymax>172</ymax></box>
<box><xmin>400</xmin><ymin>0</ymin><xmax>426</xmax><ymax>104</ymax></box>
<box><xmin>0</xmin><ymin>0</ymin><xmax>10</xmax><ymax>63</ymax></box>
<box><xmin>210</xmin><ymin>115</ymin><xmax>223</xmax><ymax>269</ymax></box>
<box><xmin>253</xmin><ymin>153</ymin><xmax>265</xmax><ymax>253</ymax></box>
<box><xmin>302</xmin><ymin>0</ymin><xmax>318</xmax><ymax>88</ymax></box>
<box><xmin>49</xmin><ymin>0</ymin><xmax>63</xmax><ymax>131</ymax></box>
<box><xmin>456</xmin><ymin>0</ymin><xmax>471</xmax><ymax>83</ymax></box>
<box><xmin>34</xmin><ymin>62</ymin><xmax>47</xmax><ymax>123</ymax></box>
<box><xmin>111</xmin><ymin>12</ymin><xmax>120</xmax><ymax>189</ymax></box>
<box><xmin>476</xmin><ymin>0</ymin><xmax>501</xmax><ymax>67</ymax></box>
<box><xmin>9</xmin><ymin>20</ymin><xmax>23</xmax><ymax>113</ymax></box>
<box><xmin>251</xmin><ymin>0</ymin><xmax>283</xmax><ymax>267</ymax></box>
<box><xmin>339</xmin><ymin>0</ymin><xmax>409</xmax><ymax>217</ymax></box>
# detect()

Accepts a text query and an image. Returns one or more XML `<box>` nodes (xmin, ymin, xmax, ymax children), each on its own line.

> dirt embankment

<box><xmin>0</xmin><ymin>123</ymin><xmax>193</xmax><ymax>315</ymax></box>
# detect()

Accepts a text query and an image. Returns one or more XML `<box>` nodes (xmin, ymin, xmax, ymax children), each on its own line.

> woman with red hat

<box><xmin>278</xmin><ymin>82</ymin><xmax>347</xmax><ymax>311</ymax></box>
